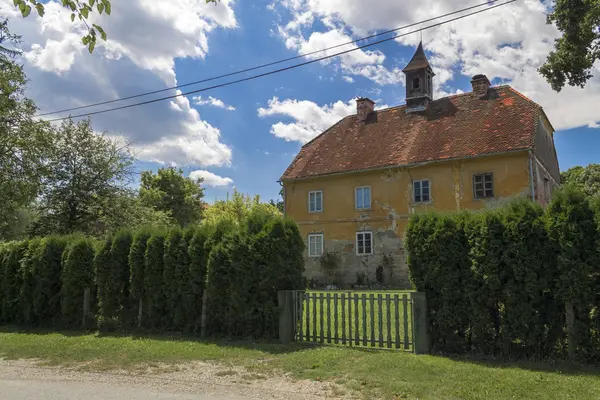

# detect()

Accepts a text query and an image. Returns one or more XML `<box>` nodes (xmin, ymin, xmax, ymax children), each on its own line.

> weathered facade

<box><xmin>280</xmin><ymin>43</ymin><xmax>560</xmax><ymax>288</ymax></box>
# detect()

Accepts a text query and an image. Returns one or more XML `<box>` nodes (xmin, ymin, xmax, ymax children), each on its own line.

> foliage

<box><xmin>128</xmin><ymin>228</ymin><xmax>153</xmax><ymax>328</ymax></box>
<box><xmin>139</xmin><ymin>167</ymin><xmax>205</xmax><ymax>227</ymax></box>
<box><xmin>546</xmin><ymin>185</ymin><xmax>599</xmax><ymax>360</ymax></box>
<box><xmin>560</xmin><ymin>164</ymin><xmax>600</xmax><ymax>199</ymax></box>
<box><xmin>406</xmin><ymin>212</ymin><xmax>471</xmax><ymax>353</ymax></box>
<box><xmin>539</xmin><ymin>0</ymin><xmax>600</xmax><ymax>91</ymax></box>
<box><xmin>464</xmin><ymin>210</ymin><xmax>505</xmax><ymax>354</ymax></box>
<box><xmin>204</xmin><ymin>214</ymin><xmax>304</xmax><ymax>339</ymax></box>
<box><xmin>61</xmin><ymin>237</ymin><xmax>96</xmax><ymax>329</ymax></box>
<box><xmin>143</xmin><ymin>232</ymin><xmax>166</xmax><ymax>330</ymax></box>
<box><xmin>501</xmin><ymin>200</ymin><xmax>557</xmax><ymax>358</ymax></box>
<box><xmin>188</xmin><ymin>225</ymin><xmax>212</xmax><ymax>333</ymax></box>
<box><xmin>32</xmin><ymin>236</ymin><xmax>67</xmax><ymax>327</ymax></box>
<box><xmin>96</xmin><ymin>230</ymin><xmax>133</xmax><ymax>330</ymax></box>
<box><xmin>94</xmin><ymin>236</ymin><xmax>113</xmax><ymax>328</ymax></box>
<box><xmin>13</xmin><ymin>0</ymin><xmax>112</xmax><ymax>53</ymax></box>
<box><xmin>32</xmin><ymin>118</ymin><xmax>134</xmax><ymax>237</ymax></box>
<box><xmin>0</xmin><ymin>241</ymin><xmax>28</xmax><ymax>324</ymax></box>
<box><xmin>0</xmin><ymin>21</ymin><xmax>52</xmax><ymax>241</ymax></box>
<box><xmin>163</xmin><ymin>227</ymin><xmax>192</xmax><ymax>330</ymax></box>
<box><xmin>13</xmin><ymin>1</ymin><xmax>219</xmax><ymax>54</ymax></box>
<box><xmin>203</xmin><ymin>189</ymin><xmax>280</xmax><ymax>226</ymax></box>
<box><xmin>19</xmin><ymin>239</ymin><xmax>41</xmax><ymax>325</ymax></box>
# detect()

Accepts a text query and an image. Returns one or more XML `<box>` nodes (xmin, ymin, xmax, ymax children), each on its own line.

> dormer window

<box><xmin>412</xmin><ymin>77</ymin><xmax>420</xmax><ymax>90</ymax></box>
<box><xmin>427</xmin><ymin>75</ymin><xmax>432</xmax><ymax>91</ymax></box>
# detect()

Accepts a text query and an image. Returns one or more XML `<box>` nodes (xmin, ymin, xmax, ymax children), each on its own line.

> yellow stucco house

<box><xmin>280</xmin><ymin>43</ymin><xmax>560</xmax><ymax>288</ymax></box>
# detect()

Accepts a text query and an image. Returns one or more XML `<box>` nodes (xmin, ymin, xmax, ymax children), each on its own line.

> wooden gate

<box><xmin>294</xmin><ymin>291</ymin><xmax>415</xmax><ymax>351</ymax></box>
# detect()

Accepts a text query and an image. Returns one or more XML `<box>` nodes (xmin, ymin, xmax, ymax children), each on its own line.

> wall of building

<box><xmin>532</xmin><ymin>114</ymin><xmax>560</xmax><ymax>206</ymax></box>
<box><xmin>284</xmin><ymin>151</ymin><xmax>532</xmax><ymax>288</ymax></box>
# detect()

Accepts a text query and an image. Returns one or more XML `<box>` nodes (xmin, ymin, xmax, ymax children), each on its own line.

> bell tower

<box><xmin>403</xmin><ymin>42</ymin><xmax>435</xmax><ymax>113</ymax></box>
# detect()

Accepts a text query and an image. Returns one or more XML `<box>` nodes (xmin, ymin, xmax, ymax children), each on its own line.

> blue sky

<box><xmin>1</xmin><ymin>0</ymin><xmax>599</xmax><ymax>203</ymax></box>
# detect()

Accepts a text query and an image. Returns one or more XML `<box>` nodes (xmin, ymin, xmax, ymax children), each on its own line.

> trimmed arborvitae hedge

<box><xmin>0</xmin><ymin>217</ymin><xmax>305</xmax><ymax>339</ymax></box>
<box><xmin>95</xmin><ymin>237</ymin><xmax>114</xmax><ymax>328</ymax></box>
<box><xmin>546</xmin><ymin>185</ymin><xmax>599</xmax><ymax>361</ymax></box>
<box><xmin>1</xmin><ymin>241</ymin><xmax>28</xmax><ymax>324</ymax></box>
<box><xmin>61</xmin><ymin>238</ymin><xmax>96</xmax><ymax>329</ymax></box>
<box><xmin>19</xmin><ymin>239</ymin><xmax>41</xmax><ymax>325</ymax></box>
<box><xmin>129</xmin><ymin>229</ymin><xmax>153</xmax><ymax>328</ymax></box>
<box><xmin>407</xmin><ymin>191</ymin><xmax>600</xmax><ymax>361</ymax></box>
<box><xmin>33</xmin><ymin>236</ymin><xmax>67</xmax><ymax>327</ymax></box>
<box><xmin>111</xmin><ymin>230</ymin><xmax>133</xmax><ymax>328</ymax></box>
<box><xmin>143</xmin><ymin>232</ymin><xmax>166</xmax><ymax>330</ymax></box>
<box><xmin>188</xmin><ymin>225</ymin><xmax>211</xmax><ymax>333</ymax></box>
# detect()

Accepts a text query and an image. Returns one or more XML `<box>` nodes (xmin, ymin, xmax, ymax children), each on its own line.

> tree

<box><xmin>269</xmin><ymin>188</ymin><xmax>284</xmax><ymax>213</ymax></box>
<box><xmin>13</xmin><ymin>0</ymin><xmax>218</xmax><ymax>54</ymax></box>
<box><xmin>203</xmin><ymin>189</ymin><xmax>280</xmax><ymax>226</ymax></box>
<box><xmin>32</xmin><ymin>118</ymin><xmax>134</xmax><ymax>236</ymax></box>
<box><xmin>139</xmin><ymin>167</ymin><xmax>205</xmax><ymax>227</ymax></box>
<box><xmin>539</xmin><ymin>0</ymin><xmax>600</xmax><ymax>91</ymax></box>
<box><xmin>561</xmin><ymin>164</ymin><xmax>600</xmax><ymax>198</ymax></box>
<box><xmin>0</xmin><ymin>20</ymin><xmax>52</xmax><ymax>240</ymax></box>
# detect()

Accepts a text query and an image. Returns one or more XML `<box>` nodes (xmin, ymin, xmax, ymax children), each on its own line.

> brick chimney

<box><xmin>356</xmin><ymin>97</ymin><xmax>375</xmax><ymax>122</ymax></box>
<box><xmin>471</xmin><ymin>74</ymin><xmax>491</xmax><ymax>98</ymax></box>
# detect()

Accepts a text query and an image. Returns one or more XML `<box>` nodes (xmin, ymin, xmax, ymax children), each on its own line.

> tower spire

<box><xmin>403</xmin><ymin>42</ymin><xmax>435</xmax><ymax>113</ymax></box>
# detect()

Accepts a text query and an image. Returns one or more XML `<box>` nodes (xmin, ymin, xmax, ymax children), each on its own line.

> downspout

<box><xmin>528</xmin><ymin>150</ymin><xmax>535</xmax><ymax>202</ymax></box>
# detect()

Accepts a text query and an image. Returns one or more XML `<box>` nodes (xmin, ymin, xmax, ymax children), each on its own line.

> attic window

<box><xmin>412</xmin><ymin>77</ymin><xmax>420</xmax><ymax>90</ymax></box>
<box><xmin>427</xmin><ymin>75</ymin><xmax>432</xmax><ymax>90</ymax></box>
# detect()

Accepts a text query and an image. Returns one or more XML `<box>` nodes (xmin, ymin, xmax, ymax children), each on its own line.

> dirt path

<box><xmin>0</xmin><ymin>360</ymin><xmax>349</xmax><ymax>400</ymax></box>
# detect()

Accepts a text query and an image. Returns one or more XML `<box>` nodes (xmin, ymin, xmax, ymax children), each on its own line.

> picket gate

<box><xmin>279</xmin><ymin>290</ymin><xmax>428</xmax><ymax>353</ymax></box>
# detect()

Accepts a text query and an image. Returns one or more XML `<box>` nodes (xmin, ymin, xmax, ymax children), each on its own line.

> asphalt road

<box><xmin>1</xmin><ymin>378</ymin><xmax>237</xmax><ymax>400</ymax></box>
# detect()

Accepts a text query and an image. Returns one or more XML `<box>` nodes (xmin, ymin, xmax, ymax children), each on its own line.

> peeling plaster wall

<box><xmin>284</xmin><ymin>152</ymin><xmax>532</xmax><ymax>288</ymax></box>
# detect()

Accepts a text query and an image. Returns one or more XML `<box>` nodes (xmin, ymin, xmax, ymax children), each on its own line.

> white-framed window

<box><xmin>413</xmin><ymin>180</ymin><xmax>431</xmax><ymax>203</ymax></box>
<box><xmin>308</xmin><ymin>234</ymin><xmax>324</xmax><ymax>257</ymax></box>
<box><xmin>473</xmin><ymin>173</ymin><xmax>494</xmax><ymax>199</ymax></box>
<box><xmin>355</xmin><ymin>186</ymin><xmax>371</xmax><ymax>209</ymax></box>
<box><xmin>356</xmin><ymin>231</ymin><xmax>373</xmax><ymax>256</ymax></box>
<box><xmin>308</xmin><ymin>190</ymin><xmax>323</xmax><ymax>212</ymax></box>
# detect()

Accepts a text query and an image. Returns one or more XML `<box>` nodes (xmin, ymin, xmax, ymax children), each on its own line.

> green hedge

<box><xmin>61</xmin><ymin>237</ymin><xmax>96</xmax><ymax>329</ymax></box>
<box><xmin>406</xmin><ymin>189</ymin><xmax>600</xmax><ymax>361</ymax></box>
<box><xmin>0</xmin><ymin>217</ymin><xmax>305</xmax><ymax>339</ymax></box>
<box><xmin>143</xmin><ymin>232</ymin><xmax>166</xmax><ymax>330</ymax></box>
<box><xmin>33</xmin><ymin>236</ymin><xmax>67</xmax><ymax>327</ymax></box>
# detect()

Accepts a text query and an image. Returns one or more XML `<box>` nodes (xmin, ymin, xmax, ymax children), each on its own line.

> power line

<box><xmin>40</xmin><ymin>0</ymin><xmax>518</xmax><ymax>123</ymax></box>
<box><xmin>36</xmin><ymin>0</ymin><xmax>514</xmax><ymax>118</ymax></box>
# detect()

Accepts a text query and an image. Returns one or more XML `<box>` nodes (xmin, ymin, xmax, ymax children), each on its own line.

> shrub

<box><xmin>163</xmin><ymin>227</ymin><xmax>192</xmax><ymax>331</ymax></box>
<box><xmin>32</xmin><ymin>236</ymin><xmax>67</xmax><ymax>327</ymax></box>
<box><xmin>1</xmin><ymin>241</ymin><xmax>28</xmax><ymax>324</ymax></box>
<box><xmin>111</xmin><ymin>230</ymin><xmax>133</xmax><ymax>328</ymax></box>
<box><xmin>143</xmin><ymin>232</ymin><xmax>166</xmax><ymax>330</ymax></box>
<box><xmin>95</xmin><ymin>237</ymin><xmax>113</xmax><ymax>328</ymax></box>
<box><xmin>19</xmin><ymin>239</ymin><xmax>41</xmax><ymax>325</ymax></box>
<box><xmin>61</xmin><ymin>237</ymin><xmax>96</xmax><ymax>329</ymax></box>
<box><xmin>464</xmin><ymin>210</ymin><xmax>505</xmax><ymax>354</ymax></box>
<box><xmin>406</xmin><ymin>212</ymin><xmax>471</xmax><ymax>353</ymax></box>
<box><xmin>546</xmin><ymin>185</ymin><xmax>599</xmax><ymax>360</ymax></box>
<box><xmin>129</xmin><ymin>228</ymin><xmax>153</xmax><ymax>328</ymax></box>
<box><xmin>188</xmin><ymin>225</ymin><xmax>212</xmax><ymax>333</ymax></box>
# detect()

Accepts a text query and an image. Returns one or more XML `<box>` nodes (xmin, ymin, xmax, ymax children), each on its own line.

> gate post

<box><xmin>411</xmin><ymin>292</ymin><xmax>429</xmax><ymax>354</ymax></box>
<box><xmin>278</xmin><ymin>290</ymin><xmax>301</xmax><ymax>344</ymax></box>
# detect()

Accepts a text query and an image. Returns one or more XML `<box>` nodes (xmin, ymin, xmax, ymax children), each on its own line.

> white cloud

<box><xmin>189</xmin><ymin>170</ymin><xmax>234</xmax><ymax>187</ymax></box>
<box><xmin>277</xmin><ymin>22</ymin><xmax>403</xmax><ymax>85</ymax></box>
<box><xmin>258</xmin><ymin>96</ymin><xmax>357</xmax><ymax>143</ymax></box>
<box><xmin>272</xmin><ymin>0</ymin><xmax>600</xmax><ymax>131</ymax></box>
<box><xmin>342</xmin><ymin>76</ymin><xmax>354</xmax><ymax>83</ymax></box>
<box><xmin>0</xmin><ymin>0</ymin><xmax>237</xmax><ymax>166</ymax></box>
<box><xmin>589</xmin><ymin>121</ymin><xmax>600</xmax><ymax>129</ymax></box>
<box><xmin>193</xmin><ymin>95</ymin><xmax>236</xmax><ymax>111</ymax></box>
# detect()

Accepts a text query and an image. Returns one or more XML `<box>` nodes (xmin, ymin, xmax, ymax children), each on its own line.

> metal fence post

<box><xmin>411</xmin><ymin>292</ymin><xmax>429</xmax><ymax>354</ymax></box>
<box><xmin>279</xmin><ymin>290</ymin><xmax>302</xmax><ymax>344</ymax></box>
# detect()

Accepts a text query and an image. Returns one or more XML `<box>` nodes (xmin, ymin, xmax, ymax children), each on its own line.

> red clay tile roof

<box><xmin>281</xmin><ymin>86</ymin><xmax>542</xmax><ymax>181</ymax></box>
